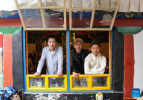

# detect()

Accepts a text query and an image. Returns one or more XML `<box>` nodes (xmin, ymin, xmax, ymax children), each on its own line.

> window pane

<box><xmin>92</xmin><ymin>10</ymin><xmax>115</xmax><ymax>28</ymax></box>
<box><xmin>95</xmin><ymin>0</ymin><xmax>119</xmax><ymax>8</ymax></box>
<box><xmin>27</xmin><ymin>32</ymin><xmax>66</xmax><ymax>75</ymax></box>
<box><xmin>16</xmin><ymin>0</ymin><xmax>40</xmax><ymax>7</ymax></box>
<box><xmin>43</xmin><ymin>9</ymin><xmax>65</xmax><ymax>28</ymax></box>
<box><xmin>72</xmin><ymin>0</ymin><xmax>93</xmax><ymax>8</ymax></box>
<box><xmin>92</xmin><ymin>77</ymin><xmax>107</xmax><ymax>87</ymax></box>
<box><xmin>72</xmin><ymin>10</ymin><xmax>92</xmax><ymax>28</ymax></box>
<box><xmin>42</xmin><ymin>0</ymin><xmax>64</xmax><ymax>7</ymax></box>
<box><xmin>49</xmin><ymin>78</ymin><xmax>65</xmax><ymax>88</ymax></box>
<box><xmin>73</xmin><ymin>77</ymin><xmax>88</xmax><ymax>88</ymax></box>
<box><xmin>29</xmin><ymin>78</ymin><xmax>45</xmax><ymax>88</ymax></box>
<box><xmin>20</xmin><ymin>9</ymin><xmax>43</xmax><ymax>28</ymax></box>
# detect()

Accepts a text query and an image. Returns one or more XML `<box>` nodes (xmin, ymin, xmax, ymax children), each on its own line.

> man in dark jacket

<box><xmin>71</xmin><ymin>38</ymin><xmax>90</xmax><ymax>79</ymax></box>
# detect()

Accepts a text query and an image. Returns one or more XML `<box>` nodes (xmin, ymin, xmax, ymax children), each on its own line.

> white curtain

<box><xmin>0</xmin><ymin>0</ymin><xmax>17</xmax><ymax>11</ymax></box>
<box><xmin>119</xmin><ymin>0</ymin><xmax>143</xmax><ymax>12</ymax></box>
<box><xmin>118</xmin><ymin>0</ymin><xmax>130</xmax><ymax>12</ymax></box>
<box><xmin>100</xmin><ymin>0</ymin><xmax>110</xmax><ymax>8</ymax></box>
<box><xmin>0</xmin><ymin>0</ymin><xmax>143</xmax><ymax>12</ymax></box>
<box><xmin>140</xmin><ymin>0</ymin><xmax>143</xmax><ymax>12</ymax></box>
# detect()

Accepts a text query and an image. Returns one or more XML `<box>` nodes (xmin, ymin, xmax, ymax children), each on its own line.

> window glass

<box><xmin>92</xmin><ymin>77</ymin><xmax>107</xmax><ymax>87</ymax></box>
<box><xmin>43</xmin><ymin>9</ymin><xmax>65</xmax><ymax>28</ymax></box>
<box><xmin>93</xmin><ymin>10</ymin><xmax>115</xmax><ymax>29</ymax></box>
<box><xmin>21</xmin><ymin>9</ymin><xmax>43</xmax><ymax>28</ymax></box>
<box><xmin>73</xmin><ymin>77</ymin><xmax>88</xmax><ymax>88</ymax></box>
<box><xmin>72</xmin><ymin>10</ymin><xmax>92</xmax><ymax>28</ymax></box>
<box><xmin>49</xmin><ymin>77</ymin><xmax>65</xmax><ymax>88</ymax></box>
<box><xmin>29</xmin><ymin>77</ymin><xmax>45</xmax><ymax>88</ymax></box>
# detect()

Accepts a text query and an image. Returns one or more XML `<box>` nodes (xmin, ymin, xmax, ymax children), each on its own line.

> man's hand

<box><xmin>57</xmin><ymin>72</ymin><xmax>63</xmax><ymax>77</ymax></box>
<box><xmin>34</xmin><ymin>72</ymin><xmax>40</xmax><ymax>77</ymax></box>
<box><xmin>73</xmin><ymin>72</ymin><xmax>80</xmax><ymax>79</ymax></box>
<box><xmin>101</xmin><ymin>53</ymin><xmax>105</xmax><ymax>57</ymax></box>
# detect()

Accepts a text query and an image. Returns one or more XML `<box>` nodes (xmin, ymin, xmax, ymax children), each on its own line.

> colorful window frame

<box><xmin>27</xmin><ymin>75</ymin><xmax>67</xmax><ymax>91</ymax></box>
<box><xmin>23</xmin><ymin>29</ymin><xmax>112</xmax><ymax>92</ymax></box>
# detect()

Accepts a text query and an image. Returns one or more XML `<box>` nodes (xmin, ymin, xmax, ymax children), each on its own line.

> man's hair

<box><xmin>91</xmin><ymin>41</ymin><xmax>100</xmax><ymax>47</ymax></box>
<box><xmin>73</xmin><ymin>38</ymin><xmax>83</xmax><ymax>45</ymax></box>
<box><xmin>48</xmin><ymin>35</ymin><xmax>57</xmax><ymax>42</ymax></box>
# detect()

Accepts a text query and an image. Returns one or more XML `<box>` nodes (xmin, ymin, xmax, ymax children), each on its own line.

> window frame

<box><xmin>14</xmin><ymin>0</ymin><xmax>67</xmax><ymax>31</ymax></box>
<box><xmin>69</xmin><ymin>0</ymin><xmax>121</xmax><ymax>31</ymax></box>
<box><xmin>23</xmin><ymin>29</ymin><xmax>113</xmax><ymax>92</ymax></box>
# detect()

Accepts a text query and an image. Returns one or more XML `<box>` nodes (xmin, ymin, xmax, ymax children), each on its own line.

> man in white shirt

<box><xmin>84</xmin><ymin>41</ymin><xmax>106</xmax><ymax>74</ymax></box>
<box><xmin>84</xmin><ymin>41</ymin><xmax>106</xmax><ymax>86</ymax></box>
<box><xmin>34</xmin><ymin>35</ymin><xmax>63</xmax><ymax>77</ymax></box>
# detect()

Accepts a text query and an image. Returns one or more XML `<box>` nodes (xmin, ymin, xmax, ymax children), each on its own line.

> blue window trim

<box><xmin>22</xmin><ymin>28</ymin><xmax>27</xmax><ymax>91</ymax></box>
<box><xmin>22</xmin><ymin>28</ymin><xmax>113</xmax><ymax>93</ymax></box>
<box><xmin>111</xmin><ymin>29</ymin><xmax>113</xmax><ymax>90</ymax></box>
<box><xmin>67</xmin><ymin>28</ymin><xmax>70</xmax><ymax>91</ymax></box>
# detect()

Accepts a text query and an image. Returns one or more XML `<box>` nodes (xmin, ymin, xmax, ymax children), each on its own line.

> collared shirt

<box><xmin>84</xmin><ymin>53</ymin><xmax>106</xmax><ymax>74</ymax></box>
<box><xmin>37</xmin><ymin>46</ymin><xmax>63</xmax><ymax>75</ymax></box>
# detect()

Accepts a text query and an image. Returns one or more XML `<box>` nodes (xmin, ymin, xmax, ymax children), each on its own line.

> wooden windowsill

<box><xmin>123</xmin><ymin>98</ymin><xmax>138</xmax><ymax>100</ymax></box>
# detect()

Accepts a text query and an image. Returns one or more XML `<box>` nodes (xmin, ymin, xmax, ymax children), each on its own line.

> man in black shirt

<box><xmin>71</xmin><ymin>38</ymin><xmax>90</xmax><ymax>79</ymax></box>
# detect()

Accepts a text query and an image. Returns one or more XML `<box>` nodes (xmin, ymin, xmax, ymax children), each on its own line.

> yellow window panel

<box><xmin>26</xmin><ymin>75</ymin><xmax>67</xmax><ymax>91</ymax></box>
<box><xmin>47</xmin><ymin>75</ymin><xmax>67</xmax><ymax>91</ymax></box>
<box><xmin>27</xmin><ymin>75</ymin><xmax>48</xmax><ymax>91</ymax></box>
<box><xmin>70</xmin><ymin>75</ymin><xmax>111</xmax><ymax>91</ymax></box>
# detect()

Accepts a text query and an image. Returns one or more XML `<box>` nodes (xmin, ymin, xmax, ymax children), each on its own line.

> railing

<box><xmin>26</xmin><ymin>74</ymin><xmax>111</xmax><ymax>91</ymax></box>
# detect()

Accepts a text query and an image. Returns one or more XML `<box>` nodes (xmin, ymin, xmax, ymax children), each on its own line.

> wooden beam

<box><xmin>70</xmin><ymin>28</ymin><xmax>111</xmax><ymax>31</ymax></box>
<box><xmin>69</xmin><ymin>0</ymin><xmax>72</xmax><ymax>30</ymax></box>
<box><xmin>64</xmin><ymin>0</ymin><xmax>67</xmax><ymax>29</ymax></box>
<box><xmin>90</xmin><ymin>0</ymin><xmax>96</xmax><ymax>29</ymax></box>
<box><xmin>14</xmin><ymin>0</ymin><xmax>26</xmax><ymax>30</ymax></box>
<box><xmin>25</xmin><ymin>28</ymin><xmax>66</xmax><ymax>31</ymax></box>
<box><xmin>19</xmin><ymin>7</ymin><xmax>40</xmax><ymax>9</ymax></box>
<box><xmin>110</xmin><ymin>0</ymin><xmax>121</xmax><ymax>30</ymax></box>
<box><xmin>42</xmin><ymin>6</ymin><xmax>64</xmax><ymax>9</ymax></box>
<box><xmin>39</xmin><ymin>0</ymin><xmax>46</xmax><ymax>29</ymax></box>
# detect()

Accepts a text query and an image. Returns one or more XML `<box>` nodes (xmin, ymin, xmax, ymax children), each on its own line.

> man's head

<box><xmin>47</xmin><ymin>35</ymin><xmax>57</xmax><ymax>51</ymax></box>
<box><xmin>91</xmin><ymin>41</ymin><xmax>101</xmax><ymax>57</ymax></box>
<box><xmin>73</xmin><ymin>38</ymin><xmax>83</xmax><ymax>53</ymax></box>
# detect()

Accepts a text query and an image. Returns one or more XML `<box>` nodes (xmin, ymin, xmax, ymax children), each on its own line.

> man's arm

<box><xmin>57</xmin><ymin>47</ymin><xmax>63</xmax><ymax>76</ymax></box>
<box><xmin>84</xmin><ymin>56</ymin><xmax>93</xmax><ymax>74</ymax></box>
<box><xmin>36</xmin><ymin>48</ymin><xmax>46</xmax><ymax>74</ymax></box>
<box><xmin>71</xmin><ymin>51</ymin><xmax>80</xmax><ymax>79</ymax></box>
<box><xmin>96</xmin><ymin>56</ymin><xmax>106</xmax><ymax>74</ymax></box>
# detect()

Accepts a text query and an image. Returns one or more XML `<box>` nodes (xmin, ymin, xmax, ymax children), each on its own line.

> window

<box><xmin>14</xmin><ymin>0</ymin><xmax>67</xmax><ymax>30</ymax></box>
<box><xmin>16</xmin><ymin>0</ymin><xmax>118</xmax><ymax>92</ymax></box>
<box><xmin>70</xmin><ymin>31</ymin><xmax>111</xmax><ymax>91</ymax></box>
<box><xmin>69</xmin><ymin>0</ymin><xmax>120</xmax><ymax>31</ymax></box>
<box><xmin>25</xmin><ymin>31</ymin><xmax>67</xmax><ymax>91</ymax></box>
<box><xmin>23</xmin><ymin>30</ymin><xmax>112</xmax><ymax>92</ymax></box>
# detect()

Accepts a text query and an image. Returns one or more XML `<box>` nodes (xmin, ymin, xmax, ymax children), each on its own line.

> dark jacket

<box><xmin>71</xmin><ymin>49</ymin><xmax>90</xmax><ymax>74</ymax></box>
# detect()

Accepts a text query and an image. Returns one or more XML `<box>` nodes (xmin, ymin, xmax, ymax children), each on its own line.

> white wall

<box><xmin>133</xmin><ymin>29</ymin><xmax>143</xmax><ymax>92</ymax></box>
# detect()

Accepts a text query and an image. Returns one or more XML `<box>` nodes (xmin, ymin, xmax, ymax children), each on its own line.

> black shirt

<box><xmin>71</xmin><ymin>49</ymin><xmax>90</xmax><ymax>74</ymax></box>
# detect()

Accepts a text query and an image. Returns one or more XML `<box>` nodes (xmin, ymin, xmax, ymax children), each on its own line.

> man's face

<box><xmin>48</xmin><ymin>38</ymin><xmax>57</xmax><ymax>51</ymax></box>
<box><xmin>91</xmin><ymin>44</ymin><xmax>100</xmax><ymax>56</ymax></box>
<box><xmin>74</xmin><ymin>41</ymin><xmax>83</xmax><ymax>53</ymax></box>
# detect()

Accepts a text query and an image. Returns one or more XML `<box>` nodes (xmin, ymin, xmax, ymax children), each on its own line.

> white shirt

<box><xmin>84</xmin><ymin>53</ymin><xmax>106</xmax><ymax>74</ymax></box>
<box><xmin>37</xmin><ymin>46</ymin><xmax>63</xmax><ymax>75</ymax></box>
